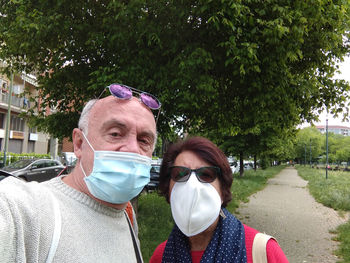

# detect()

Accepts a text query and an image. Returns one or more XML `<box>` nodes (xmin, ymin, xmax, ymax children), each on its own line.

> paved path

<box><xmin>236</xmin><ymin>167</ymin><xmax>348</xmax><ymax>263</ymax></box>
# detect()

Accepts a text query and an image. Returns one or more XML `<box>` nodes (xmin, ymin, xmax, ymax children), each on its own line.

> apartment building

<box><xmin>316</xmin><ymin>125</ymin><xmax>350</xmax><ymax>136</ymax></box>
<box><xmin>0</xmin><ymin>70</ymin><xmax>58</xmax><ymax>157</ymax></box>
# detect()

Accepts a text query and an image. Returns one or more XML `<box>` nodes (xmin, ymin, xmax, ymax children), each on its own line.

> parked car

<box><xmin>230</xmin><ymin>162</ymin><xmax>240</xmax><ymax>174</ymax></box>
<box><xmin>145</xmin><ymin>164</ymin><xmax>160</xmax><ymax>192</ymax></box>
<box><xmin>0</xmin><ymin>159</ymin><xmax>65</xmax><ymax>182</ymax></box>
<box><xmin>60</xmin><ymin>152</ymin><xmax>77</xmax><ymax>166</ymax></box>
<box><xmin>244</xmin><ymin>163</ymin><xmax>253</xmax><ymax>170</ymax></box>
<box><xmin>58</xmin><ymin>158</ymin><xmax>77</xmax><ymax>176</ymax></box>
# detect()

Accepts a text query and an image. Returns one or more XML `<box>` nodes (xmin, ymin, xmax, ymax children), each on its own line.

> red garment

<box><xmin>149</xmin><ymin>224</ymin><xmax>289</xmax><ymax>263</ymax></box>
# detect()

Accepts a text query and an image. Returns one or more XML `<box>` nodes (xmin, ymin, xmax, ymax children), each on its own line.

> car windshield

<box><xmin>4</xmin><ymin>159</ymin><xmax>35</xmax><ymax>169</ymax></box>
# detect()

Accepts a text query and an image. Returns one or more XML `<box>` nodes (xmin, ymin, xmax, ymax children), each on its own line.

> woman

<box><xmin>150</xmin><ymin>136</ymin><xmax>288</xmax><ymax>263</ymax></box>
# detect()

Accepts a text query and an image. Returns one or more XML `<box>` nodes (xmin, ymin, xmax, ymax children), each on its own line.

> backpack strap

<box><xmin>252</xmin><ymin>233</ymin><xmax>274</xmax><ymax>263</ymax></box>
<box><xmin>124</xmin><ymin>210</ymin><xmax>143</xmax><ymax>263</ymax></box>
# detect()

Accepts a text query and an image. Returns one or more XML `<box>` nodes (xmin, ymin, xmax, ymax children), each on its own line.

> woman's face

<box><xmin>169</xmin><ymin>150</ymin><xmax>222</xmax><ymax>200</ymax></box>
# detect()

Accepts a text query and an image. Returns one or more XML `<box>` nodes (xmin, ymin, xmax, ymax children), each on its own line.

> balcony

<box><xmin>0</xmin><ymin>92</ymin><xmax>29</xmax><ymax>109</ymax></box>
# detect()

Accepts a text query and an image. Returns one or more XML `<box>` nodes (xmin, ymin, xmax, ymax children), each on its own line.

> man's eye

<box><xmin>139</xmin><ymin>138</ymin><xmax>152</xmax><ymax>146</ymax></box>
<box><xmin>110</xmin><ymin>132</ymin><xmax>119</xmax><ymax>137</ymax></box>
<box><xmin>139</xmin><ymin>139</ymin><xmax>149</xmax><ymax>144</ymax></box>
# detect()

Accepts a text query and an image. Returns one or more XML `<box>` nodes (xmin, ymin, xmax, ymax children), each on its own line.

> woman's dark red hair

<box><xmin>158</xmin><ymin>136</ymin><xmax>233</xmax><ymax>207</ymax></box>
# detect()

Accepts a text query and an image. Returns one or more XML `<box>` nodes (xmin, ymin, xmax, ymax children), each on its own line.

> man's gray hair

<box><xmin>77</xmin><ymin>98</ymin><xmax>157</xmax><ymax>151</ymax></box>
<box><xmin>78</xmin><ymin>99</ymin><xmax>97</xmax><ymax>136</ymax></box>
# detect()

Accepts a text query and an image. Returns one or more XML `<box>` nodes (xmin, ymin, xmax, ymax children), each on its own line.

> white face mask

<box><xmin>170</xmin><ymin>172</ymin><xmax>222</xmax><ymax>237</ymax></box>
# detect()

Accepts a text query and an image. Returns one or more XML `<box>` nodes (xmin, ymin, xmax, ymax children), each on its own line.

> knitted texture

<box><xmin>0</xmin><ymin>176</ymin><xmax>139</xmax><ymax>263</ymax></box>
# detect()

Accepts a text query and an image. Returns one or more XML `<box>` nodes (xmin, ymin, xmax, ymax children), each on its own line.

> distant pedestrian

<box><xmin>150</xmin><ymin>136</ymin><xmax>289</xmax><ymax>263</ymax></box>
<box><xmin>23</xmin><ymin>97</ymin><xmax>29</xmax><ymax>108</ymax></box>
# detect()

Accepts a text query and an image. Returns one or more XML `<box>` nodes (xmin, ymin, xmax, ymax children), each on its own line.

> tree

<box><xmin>293</xmin><ymin>126</ymin><xmax>350</xmax><ymax>166</ymax></box>
<box><xmin>294</xmin><ymin>127</ymin><xmax>324</xmax><ymax>164</ymax></box>
<box><xmin>218</xmin><ymin>124</ymin><xmax>296</xmax><ymax>175</ymax></box>
<box><xmin>1</xmin><ymin>0</ymin><xmax>349</xmax><ymax>153</ymax></box>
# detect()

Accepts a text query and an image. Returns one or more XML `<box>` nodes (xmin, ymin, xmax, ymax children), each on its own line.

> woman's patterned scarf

<box><xmin>162</xmin><ymin>208</ymin><xmax>247</xmax><ymax>262</ymax></box>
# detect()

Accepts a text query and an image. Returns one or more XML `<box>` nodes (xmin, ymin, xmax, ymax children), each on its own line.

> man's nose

<box><xmin>119</xmin><ymin>135</ymin><xmax>140</xmax><ymax>154</ymax></box>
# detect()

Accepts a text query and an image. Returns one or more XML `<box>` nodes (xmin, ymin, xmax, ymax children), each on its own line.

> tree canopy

<box><xmin>1</xmin><ymin>0</ymin><xmax>349</xmax><ymax>156</ymax></box>
<box><xmin>294</xmin><ymin>126</ymin><xmax>324</xmax><ymax>164</ymax></box>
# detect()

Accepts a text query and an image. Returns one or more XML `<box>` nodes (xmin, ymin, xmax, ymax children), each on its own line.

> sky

<box><xmin>302</xmin><ymin>55</ymin><xmax>350</xmax><ymax>128</ymax></box>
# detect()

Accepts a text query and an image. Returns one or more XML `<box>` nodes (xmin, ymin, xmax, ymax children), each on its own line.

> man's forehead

<box><xmin>93</xmin><ymin>96</ymin><xmax>151</xmax><ymax>113</ymax></box>
<box><xmin>89</xmin><ymin>95</ymin><xmax>156</xmax><ymax>129</ymax></box>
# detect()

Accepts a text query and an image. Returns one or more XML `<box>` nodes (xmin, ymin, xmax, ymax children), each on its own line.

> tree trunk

<box><xmin>254</xmin><ymin>155</ymin><xmax>257</xmax><ymax>171</ymax></box>
<box><xmin>239</xmin><ymin>151</ymin><xmax>244</xmax><ymax>177</ymax></box>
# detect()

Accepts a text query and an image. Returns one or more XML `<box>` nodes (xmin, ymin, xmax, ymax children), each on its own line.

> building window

<box><xmin>10</xmin><ymin>115</ymin><xmax>25</xmax><ymax>131</ymax></box>
<box><xmin>29</xmin><ymin>126</ymin><xmax>37</xmax><ymax>133</ymax></box>
<box><xmin>1</xmin><ymin>80</ymin><xmax>8</xmax><ymax>92</ymax></box>
<box><xmin>0</xmin><ymin>113</ymin><xmax>4</xmax><ymax>129</ymax></box>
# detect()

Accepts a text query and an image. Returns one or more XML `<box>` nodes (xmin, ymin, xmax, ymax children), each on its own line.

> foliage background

<box><xmin>293</xmin><ymin>126</ymin><xmax>350</xmax><ymax>165</ymax></box>
<box><xmin>0</xmin><ymin>1</ymin><xmax>349</xmax><ymax>161</ymax></box>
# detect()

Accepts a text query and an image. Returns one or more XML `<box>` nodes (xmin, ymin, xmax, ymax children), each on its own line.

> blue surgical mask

<box><xmin>80</xmin><ymin>132</ymin><xmax>151</xmax><ymax>204</ymax></box>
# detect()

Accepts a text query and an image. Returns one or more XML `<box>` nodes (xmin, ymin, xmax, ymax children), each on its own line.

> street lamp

<box><xmin>3</xmin><ymin>72</ymin><xmax>13</xmax><ymax>166</ymax></box>
<box><xmin>326</xmin><ymin>115</ymin><xmax>329</xmax><ymax>179</ymax></box>
<box><xmin>310</xmin><ymin>138</ymin><xmax>312</xmax><ymax>168</ymax></box>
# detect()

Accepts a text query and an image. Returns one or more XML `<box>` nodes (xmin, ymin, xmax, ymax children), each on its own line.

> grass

<box><xmin>296</xmin><ymin>166</ymin><xmax>350</xmax><ymax>263</ymax></box>
<box><xmin>334</xmin><ymin>223</ymin><xmax>350</xmax><ymax>263</ymax></box>
<box><xmin>137</xmin><ymin>165</ymin><xmax>286</xmax><ymax>262</ymax></box>
<box><xmin>137</xmin><ymin>192</ymin><xmax>172</xmax><ymax>261</ymax></box>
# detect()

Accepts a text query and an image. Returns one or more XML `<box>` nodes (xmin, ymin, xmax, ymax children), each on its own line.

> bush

<box><xmin>0</xmin><ymin>152</ymin><xmax>51</xmax><ymax>166</ymax></box>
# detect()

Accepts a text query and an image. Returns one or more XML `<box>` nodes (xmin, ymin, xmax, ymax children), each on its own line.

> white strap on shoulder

<box><xmin>252</xmin><ymin>233</ymin><xmax>274</xmax><ymax>263</ymax></box>
<box><xmin>45</xmin><ymin>191</ymin><xmax>62</xmax><ymax>263</ymax></box>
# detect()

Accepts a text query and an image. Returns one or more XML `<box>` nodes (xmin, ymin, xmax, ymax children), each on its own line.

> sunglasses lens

<box><xmin>109</xmin><ymin>84</ymin><xmax>132</xmax><ymax>99</ymax></box>
<box><xmin>140</xmin><ymin>93</ymin><xmax>161</xmax><ymax>110</ymax></box>
<box><xmin>170</xmin><ymin>166</ymin><xmax>190</xmax><ymax>182</ymax></box>
<box><xmin>197</xmin><ymin>167</ymin><xmax>219</xmax><ymax>183</ymax></box>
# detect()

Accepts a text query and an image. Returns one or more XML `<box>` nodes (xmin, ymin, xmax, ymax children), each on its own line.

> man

<box><xmin>0</xmin><ymin>84</ymin><xmax>159</xmax><ymax>262</ymax></box>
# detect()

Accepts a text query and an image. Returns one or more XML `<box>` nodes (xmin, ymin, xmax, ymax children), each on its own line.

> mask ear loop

<box><xmin>80</xmin><ymin>162</ymin><xmax>88</xmax><ymax>178</ymax></box>
<box><xmin>80</xmin><ymin>131</ymin><xmax>95</xmax><ymax>178</ymax></box>
<box><xmin>81</xmin><ymin>131</ymin><xmax>96</xmax><ymax>151</ymax></box>
<box><xmin>220</xmin><ymin>209</ymin><xmax>226</xmax><ymax>219</ymax></box>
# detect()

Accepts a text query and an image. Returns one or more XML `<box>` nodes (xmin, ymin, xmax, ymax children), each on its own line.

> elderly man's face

<box><xmin>78</xmin><ymin>96</ymin><xmax>156</xmax><ymax>175</ymax></box>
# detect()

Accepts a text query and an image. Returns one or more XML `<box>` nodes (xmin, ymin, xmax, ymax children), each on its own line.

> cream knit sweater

<box><xmin>0</xmin><ymin>176</ymin><xmax>140</xmax><ymax>263</ymax></box>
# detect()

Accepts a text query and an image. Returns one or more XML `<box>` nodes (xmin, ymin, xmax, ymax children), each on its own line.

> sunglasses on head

<box><xmin>169</xmin><ymin>166</ymin><xmax>221</xmax><ymax>183</ymax></box>
<box><xmin>97</xmin><ymin>83</ymin><xmax>161</xmax><ymax>122</ymax></box>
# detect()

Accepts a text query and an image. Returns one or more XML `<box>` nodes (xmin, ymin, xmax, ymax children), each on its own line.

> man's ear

<box><xmin>72</xmin><ymin>128</ymin><xmax>83</xmax><ymax>159</ymax></box>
